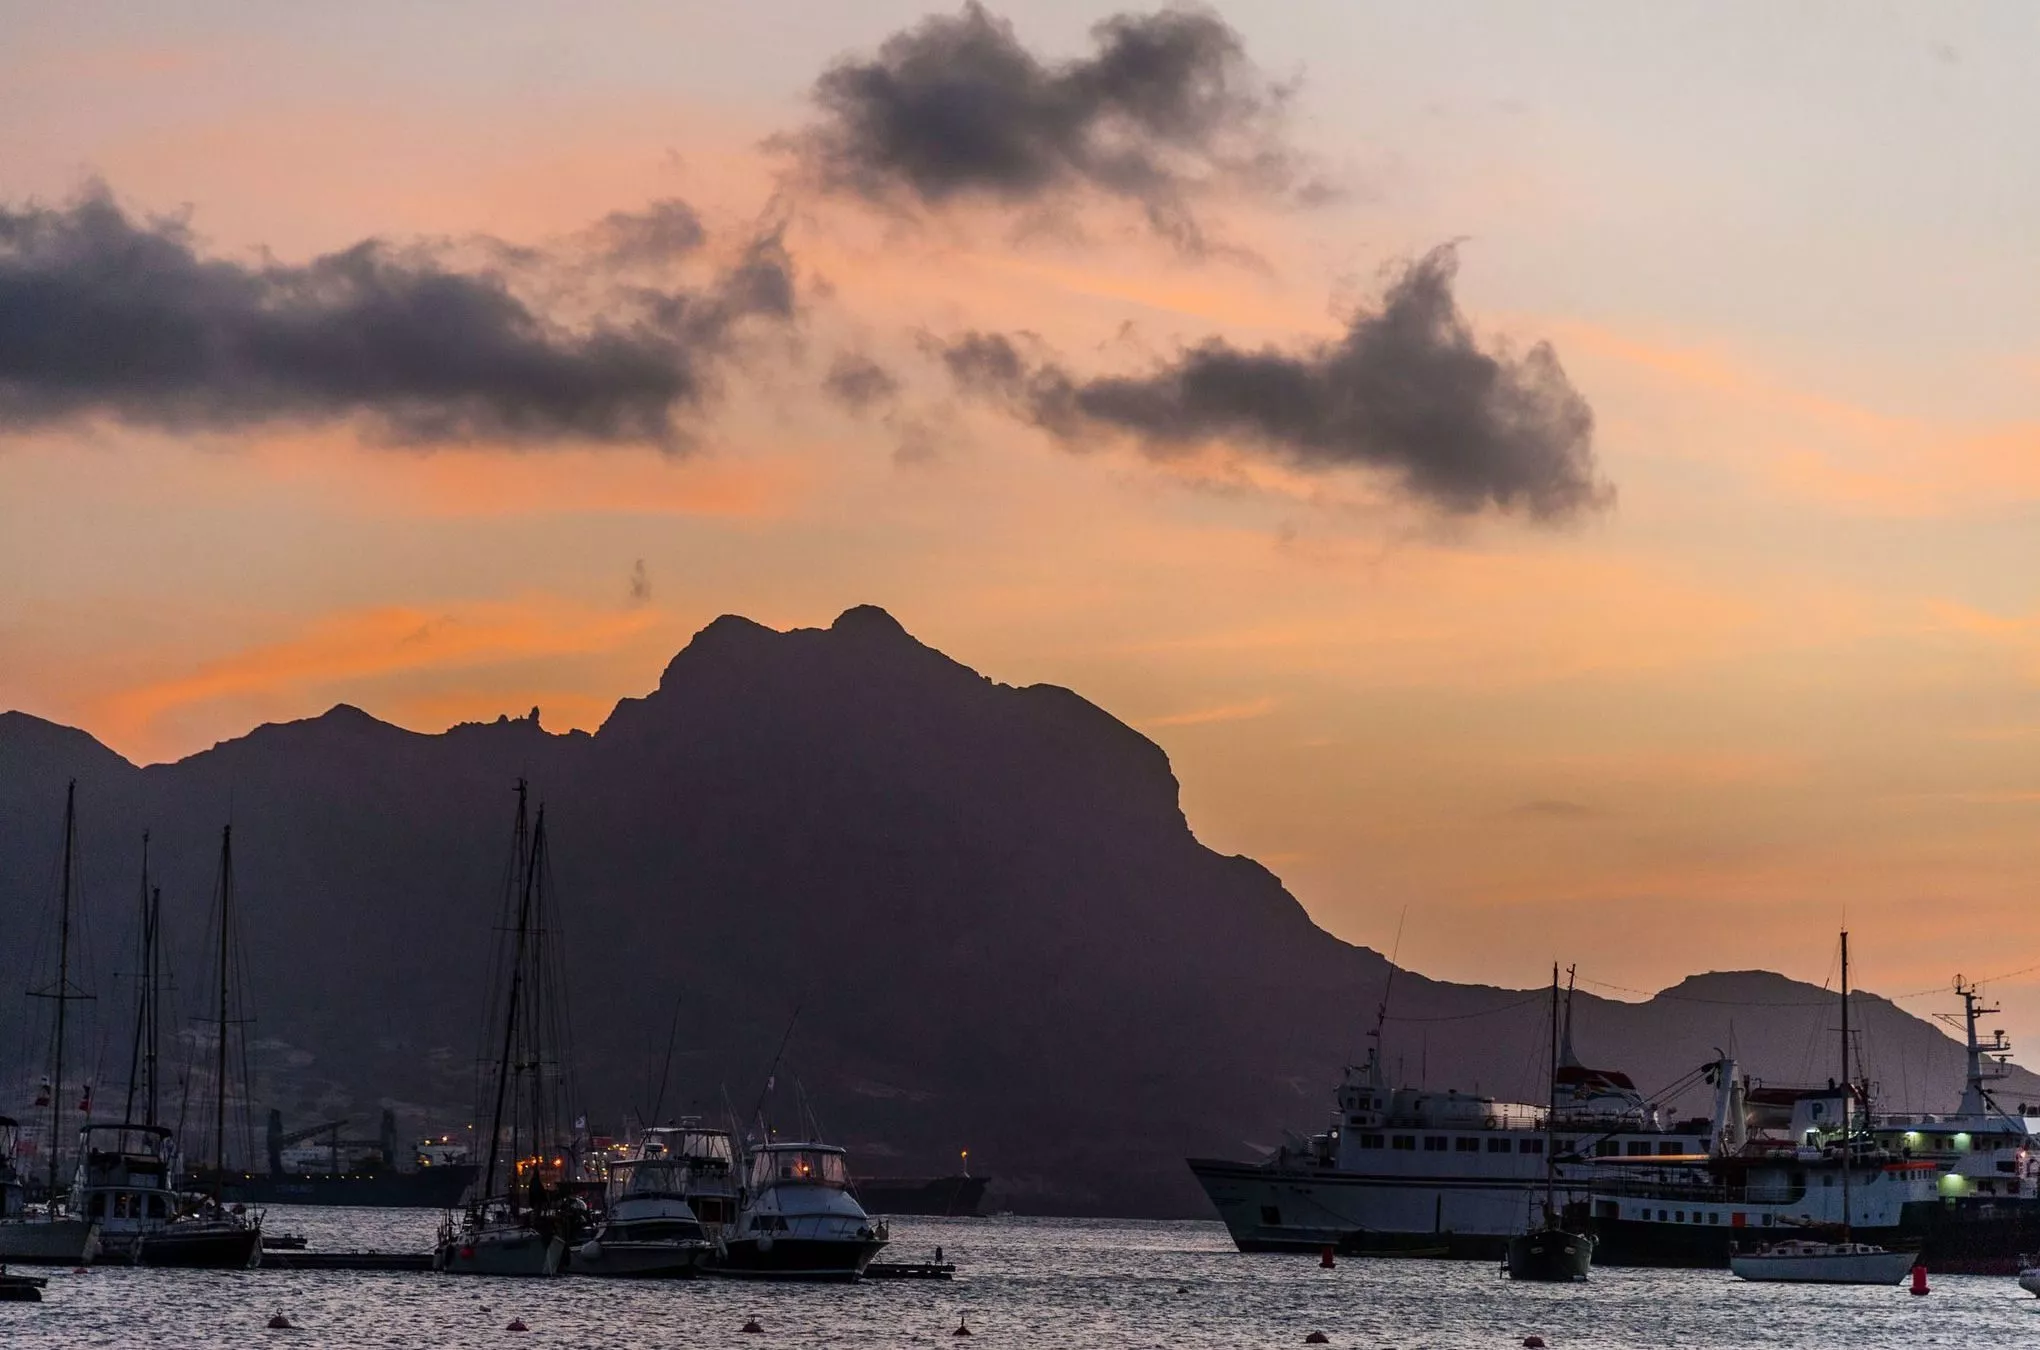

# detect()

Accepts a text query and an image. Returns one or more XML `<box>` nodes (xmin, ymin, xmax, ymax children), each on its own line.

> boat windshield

<box><xmin>752</xmin><ymin>1148</ymin><xmax>846</xmax><ymax>1188</ymax></box>
<box><xmin>617</xmin><ymin>1158</ymin><xmax>689</xmax><ymax>1196</ymax></box>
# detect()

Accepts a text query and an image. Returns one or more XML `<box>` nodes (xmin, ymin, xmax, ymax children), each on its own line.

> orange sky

<box><xmin>6</xmin><ymin>2</ymin><xmax>2040</xmax><ymax>1050</ymax></box>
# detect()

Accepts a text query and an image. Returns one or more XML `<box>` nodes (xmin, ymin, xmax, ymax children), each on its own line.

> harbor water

<box><xmin>5</xmin><ymin>1211</ymin><xmax>2039</xmax><ymax>1348</ymax></box>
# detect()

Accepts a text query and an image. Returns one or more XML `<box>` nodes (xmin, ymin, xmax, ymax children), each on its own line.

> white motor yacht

<box><xmin>718</xmin><ymin>1143</ymin><xmax>888</xmax><ymax>1280</ymax></box>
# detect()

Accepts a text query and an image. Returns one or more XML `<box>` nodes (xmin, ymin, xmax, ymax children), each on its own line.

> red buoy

<box><xmin>1910</xmin><ymin>1263</ymin><xmax>1930</xmax><ymax>1296</ymax></box>
<box><xmin>1319</xmin><ymin>1245</ymin><xmax>1335</xmax><ymax>1269</ymax></box>
<box><xmin>267</xmin><ymin>1314</ymin><xmax>293</xmax><ymax>1330</ymax></box>
<box><xmin>954</xmin><ymin>1313</ymin><xmax>972</xmax><ymax>1337</ymax></box>
<box><xmin>1304</xmin><ymin>1334</ymin><xmax>1329</xmax><ymax>1345</ymax></box>
<box><xmin>742</xmin><ymin>1319</ymin><xmax>764</xmax><ymax>1334</ymax></box>
<box><xmin>1524</xmin><ymin>1338</ymin><xmax>1547</xmax><ymax>1349</ymax></box>
<box><xmin>506</xmin><ymin>1319</ymin><xmax>528</xmax><ymax>1332</ymax></box>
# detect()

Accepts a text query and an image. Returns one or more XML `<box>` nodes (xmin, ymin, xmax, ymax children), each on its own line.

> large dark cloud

<box><xmin>936</xmin><ymin>244</ymin><xmax>1610</xmax><ymax>521</ymax></box>
<box><xmin>786</xmin><ymin>3</ymin><xmax>1313</xmax><ymax>248</ymax></box>
<box><xmin>0</xmin><ymin>186</ymin><xmax>796</xmax><ymax>448</ymax></box>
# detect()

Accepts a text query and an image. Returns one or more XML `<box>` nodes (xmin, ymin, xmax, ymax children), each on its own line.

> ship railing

<box><xmin>1588</xmin><ymin>1177</ymin><xmax>1804</xmax><ymax>1205</ymax></box>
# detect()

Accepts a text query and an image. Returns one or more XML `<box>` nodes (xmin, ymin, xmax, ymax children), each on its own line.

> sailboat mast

<box><xmin>1545</xmin><ymin>963</ymin><xmax>1559</xmax><ymax>1217</ymax></box>
<box><xmin>1839</xmin><ymin>930</ymin><xmax>1851</xmax><ymax>1242</ymax></box>
<box><xmin>214</xmin><ymin>825</ymin><xmax>233</xmax><ymax>1193</ymax></box>
<box><xmin>147</xmin><ymin>885</ymin><xmax>161</xmax><ymax>1127</ymax></box>
<box><xmin>481</xmin><ymin>781</ymin><xmax>534</xmax><ymax>1207</ymax></box>
<box><xmin>48</xmin><ymin>782</ymin><xmax>78</xmax><ymax>1202</ymax></box>
<box><xmin>123</xmin><ymin>832</ymin><xmax>151</xmax><ymax>1125</ymax></box>
<box><xmin>526</xmin><ymin>807</ymin><xmax>550</xmax><ymax>1181</ymax></box>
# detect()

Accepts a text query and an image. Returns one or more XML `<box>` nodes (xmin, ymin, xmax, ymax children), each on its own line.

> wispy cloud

<box><xmin>91</xmin><ymin>597</ymin><xmax>659</xmax><ymax>754</ymax></box>
<box><xmin>1140</xmin><ymin>695</ymin><xmax>1277</xmax><ymax>727</ymax></box>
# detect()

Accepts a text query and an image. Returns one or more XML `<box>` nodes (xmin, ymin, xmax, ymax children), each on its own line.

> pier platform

<box><xmin>865</xmin><ymin>1262</ymin><xmax>955</xmax><ymax>1280</ymax></box>
<box><xmin>259</xmin><ymin>1251</ymin><xmax>434</xmax><ymax>1272</ymax></box>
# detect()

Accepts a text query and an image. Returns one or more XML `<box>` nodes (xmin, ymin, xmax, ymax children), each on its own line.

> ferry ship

<box><xmin>1187</xmin><ymin>997</ymin><xmax>1699</xmax><ymax>1258</ymax></box>
<box><xmin>1587</xmin><ymin>982</ymin><xmax>2040</xmax><ymax>1273</ymax></box>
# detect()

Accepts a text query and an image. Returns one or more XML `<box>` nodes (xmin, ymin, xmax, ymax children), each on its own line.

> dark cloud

<box><xmin>590</xmin><ymin>199</ymin><xmax>708</xmax><ymax>266</ymax></box>
<box><xmin>785</xmin><ymin>3</ymin><xmax>1315</xmax><ymax>248</ymax></box>
<box><xmin>936</xmin><ymin>244</ymin><xmax>1610</xmax><ymax>521</ymax></box>
<box><xmin>823</xmin><ymin>351</ymin><xmax>902</xmax><ymax>411</ymax></box>
<box><xmin>0</xmin><ymin>185</ymin><xmax>797</xmax><ymax>448</ymax></box>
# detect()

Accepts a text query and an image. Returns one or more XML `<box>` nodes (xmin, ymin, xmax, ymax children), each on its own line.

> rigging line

<box><xmin>1383</xmin><ymin>991</ymin><xmax>1547</xmax><ymax>1023</ymax></box>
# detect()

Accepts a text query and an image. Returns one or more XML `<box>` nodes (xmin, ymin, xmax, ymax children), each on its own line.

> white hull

<box><xmin>2018</xmin><ymin>1267</ymin><xmax>2040</xmax><ymax>1297</ymax></box>
<box><xmin>0</xmin><ymin>1218</ymin><xmax>100</xmax><ymax>1265</ymax></box>
<box><xmin>435</xmin><ymin>1226</ymin><xmax>565</xmax><ymax>1277</ymax></box>
<box><xmin>1190</xmin><ymin>1158</ymin><xmax>1561</xmax><ymax>1250</ymax></box>
<box><xmin>1729</xmin><ymin>1248</ymin><xmax>1914</xmax><ymax>1285</ymax></box>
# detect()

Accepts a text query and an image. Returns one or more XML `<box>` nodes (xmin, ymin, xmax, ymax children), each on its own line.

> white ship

<box><xmin>1188</xmin><ymin>985</ymin><xmax>1696</xmax><ymax>1257</ymax></box>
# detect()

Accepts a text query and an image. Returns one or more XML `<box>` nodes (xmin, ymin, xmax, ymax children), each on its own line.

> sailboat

<box><xmin>92</xmin><ymin>826</ymin><xmax>264</xmax><ymax>1267</ymax></box>
<box><xmin>434</xmin><ymin>783</ymin><xmax>576</xmax><ymax>1277</ymax></box>
<box><xmin>0</xmin><ymin>783</ymin><xmax>103</xmax><ymax>1264</ymax></box>
<box><xmin>1729</xmin><ymin>931</ymin><xmax>1914</xmax><ymax>1285</ymax></box>
<box><xmin>1505</xmin><ymin>964</ymin><xmax>1594</xmax><ymax>1281</ymax></box>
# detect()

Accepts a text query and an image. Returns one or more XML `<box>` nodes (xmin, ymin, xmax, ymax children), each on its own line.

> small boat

<box><xmin>434</xmin><ymin>784</ymin><xmax>580</xmax><ymax>1278</ymax></box>
<box><xmin>1505</xmin><ymin>965</ymin><xmax>1595</xmax><ymax>1282</ymax></box>
<box><xmin>2018</xmin><ymin>1260</ymin><xmax>2040</xmax><ymax>1296</ymax></box>
<box><xmin>1730</xmin><ymin>932</ymin><xmax>1913</xmax><ymax>1286</ymax></box>
<box><xmin>0</xmin><ymin>1266</ymin><xmax>47</xmax><ymax>1302</ymax></box>
<box><xmin>1729</xmin><ymin>1239</ymin><xmax>1914</xmax><ymax>1285</ymax></box>
<box><xmin>436</xmin><ymin>1201</ymin><xmax>566</xmax><ymax>1276</ymax></box>
<box><xmin>572</xmin><ymin>1139</ymin><xmax>713</xmax><ymax>1277</ymax></box>
<box><xmin>718</xmin><ymin>1142</ymin><xmax>889</xmax><ymax>1280</ymax></box>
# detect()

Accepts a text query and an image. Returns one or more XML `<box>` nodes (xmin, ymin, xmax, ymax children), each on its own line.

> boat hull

<box><xmin>1506</xmin><ymin>1227</ymin><xmax>1594</xmax><ymax>1281</ymax></box>
<box><xmin>1729</xmin><ymin>1248</ymin><xmax>1915</xmax><ymax>1284</ymax></box>
<box><xmin>435</xmin><ymin>1229</ymin><xmax>565</xmax><ymax>1277</ymax></box>
<box><xmin>133</xmin><ymin>1222</ymin><xmax>263</xmax><ymax>1269</ymax></box>
<box><xmin>713</xmin><ymin>1236</ymin><xmax>887</xmax><ymax>1280</ymax></box>
<box><xmin>1187</xmin><ymin>1157</ymin><xmax>1526</xmax><ymax>1257</ymax></box>
<box><xmin>0</xmin><ymin>1218</ymin><xmax>100</xmax><ymax>1265</ymax></box>
<box><xmin>571</xmin><ymin>1239</ymin><xmax>711</xmax><ymax>1278</ymax></box>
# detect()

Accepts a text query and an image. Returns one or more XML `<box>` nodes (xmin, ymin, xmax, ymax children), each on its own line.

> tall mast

<box><xmin>526</xmin><ymin>806</ymin><xmax>551</xmax><ymax>1182</ymax></box>
<box><xmin>1544</xmin><ymin>962</ymin><xmax>1559</xmax><ymax>1222</ymax></box>
<box><xmin>1839</xmin><ymin>930</ymin><xmax>1851</xmax><ymax>1243</ymax></box>
<box><xmin>214</xmin><ymin>825</ymin><xmax>233</xmax><ymax>1195</ymax></box>
<box><xmin>123</xmin><ymin>832</ymin><xmax>151</xmax><ymax>1125</ymax></box>
<box><xmin>481</xmin><ymin>781</ymin><xmax>534</xmax><ymax>1208</ymax></box>
<box><xmin>147</xmin><ymin>885</ymin><xmax>161</xmax><ymax>1127</ymax></box>
<box><xmin>47</xmin><ymin>782</ymin><xmax>78</xmax><ymax>1202</ymax></box>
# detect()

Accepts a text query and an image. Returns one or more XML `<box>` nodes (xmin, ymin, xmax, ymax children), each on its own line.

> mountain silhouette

<box><xmin>0</xmin><ymin>607</ymin><xmax>2026</xmax><ymax>1215</ymax></box>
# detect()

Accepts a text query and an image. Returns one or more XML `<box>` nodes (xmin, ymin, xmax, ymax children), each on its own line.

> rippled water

<box><xmin>4</xmin><ymin>1210</ymin><xmax>2038</xmax><ymax>1348</ymax></box>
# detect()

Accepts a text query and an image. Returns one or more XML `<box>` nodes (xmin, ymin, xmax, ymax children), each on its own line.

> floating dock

<box><xmin>258</xmin><ymin>1251</ymin><xmax>434</xmax><ymax>1272</ymax></box>
<box><xmin>865</xmin><ymin>1262</ymin><xmax>955</xmax><ymax>1281</ymax></box>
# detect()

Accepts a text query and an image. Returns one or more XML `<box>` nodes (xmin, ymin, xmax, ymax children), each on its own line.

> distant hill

<box><xmin>0</xmin><ymin>607</ymin><xmax>2026</xmax><ymax>1215</ymax></box>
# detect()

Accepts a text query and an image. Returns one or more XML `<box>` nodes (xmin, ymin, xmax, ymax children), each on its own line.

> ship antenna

<box><xmin>645</xmin><ymin>989</ymin><xmax>686</xmax><ymax>1129</ymax></box>
<box><xmin>1365</xmin><ymin>907</ymin><xmax>1408</xmax><ymax>1080</ymax></box>
<box><xmin>748</xmin><ymin>1002</ymin><xmax>803</xmax><ymax>1137</ymax></box>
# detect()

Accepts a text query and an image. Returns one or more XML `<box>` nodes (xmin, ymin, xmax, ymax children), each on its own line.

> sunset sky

<box><xmin>6</xmin><ymin>3</ymin><xmax>2039</xmax><ymax>1043</ymax></box>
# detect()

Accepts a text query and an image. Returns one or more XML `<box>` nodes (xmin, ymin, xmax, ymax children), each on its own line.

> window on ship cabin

<box><xmin>1488</xmin><ymin>1139</ymin><xmax>1510</xmax><ymax>1153</ymax></box>
<box><xmin>1455</xmin><ymin>1138</ymin><xmax>1480</xmax><ymax>1152</ymax></box>
<box><xmin>1358</xmin><ymin>1134</ymin><xmax>1384</xmax><ymax>1149</ymax></box>
<box><xmin>1521</xmin><ymin>1140</ymin><xmax>1543</xmax><ymax>1155</ymax></box>
<box><xmin>1626</xmin><ymin>1141</ymin><xmax>1651</xmax><ymax>1155</ymax></box>
<box><xmin>1424</xmin><ymin>1136</ymin><xmax>1448</xmax><ymax>1152</ymax></box>
<box><xmin>1596</xmin><ymin>1142</ymin><xmax>1618</xmax><ymax>1157</ymax></box>
<box><xmin>1658</xmin><ymin>1142</ymin><xmax>1682</xmax><ymax>1155</ymax></box>
<box><xmin>1392</xmin><ymin>1136</ymin><xmax>1415</xmax><ymax>1151</ymax></box>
